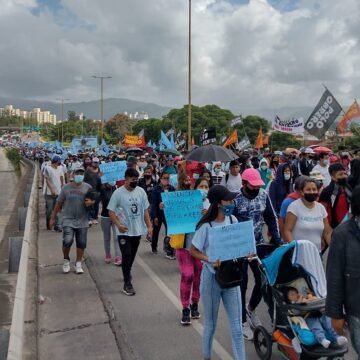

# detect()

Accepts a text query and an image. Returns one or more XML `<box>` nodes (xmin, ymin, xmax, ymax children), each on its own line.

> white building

<box><xmin>0</xmin><ymin>105</ymin><xmax>57</xmax><ymax>125</ymax></box>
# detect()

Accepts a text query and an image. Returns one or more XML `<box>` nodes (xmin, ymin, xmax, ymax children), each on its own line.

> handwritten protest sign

<box><xmin>161</xmin><ymin>190</ymin><xmax>203</xmax><ymax>235</ymax></box>
<box><xmin>208</xmin><ymin>220</ymin><xmax>256</xmax><ymax>262</ymax></box>
<box><xmin>100</xmin><ymin>161</ymin><xmax>127</xmax><ymax>183</ymax></box>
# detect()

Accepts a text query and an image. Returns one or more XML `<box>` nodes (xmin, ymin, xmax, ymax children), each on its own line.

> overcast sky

<box><xmin>1</xmin><ymin>0</ymin><xmax>359</xmax><ymax>113</ymax></box>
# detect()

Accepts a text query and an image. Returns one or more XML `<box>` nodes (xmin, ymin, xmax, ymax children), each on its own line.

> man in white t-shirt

<box><xmin>108</xmin><ymin>168</ymin><xmax>153</xmax><ymax>296</ymax></box>
<box><xmin>220</xmin><ymin>160</ymin><xmax>242</xmax><ymax>192</ymax></box>
<box><xmin>312</xmin><ymin>153</ymin><xmax>331</xmax><ymax>187</ymax></box>
<box><xmin>44</xmin><ymin>155</ymin><xmax>64</xmax><ymax>231</ymax></box>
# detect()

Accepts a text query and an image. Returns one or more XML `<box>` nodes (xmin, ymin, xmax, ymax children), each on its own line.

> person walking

<box><xmin>100</xmin><ymin>181</ymin><xmax>122</xmax><ymax>266</ymax></box>
<box><xmin>108</xmin><ymin>168</ymin><xmax>153</xmax><ymax>296</ymax></box>
<box><xmin>326</xmin><ymin>185</ymin><xmax>360</xmax><ymax>358</ymax></box>
<box><xmin>49</xmin><ymin>166</ymin><xmax>94</xmax><ymax>274</ymax></box>
<box><xmin>220</xmin><ymin>160</ymin><xmax>242</xmax><ymax>192</ymax></box>
<box><xmin>190</xmin><ymin>185</ymin><xmax>245</xmax><ymax>360</ymax></box>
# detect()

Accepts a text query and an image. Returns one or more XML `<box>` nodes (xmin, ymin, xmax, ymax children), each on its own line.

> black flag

<box><xmin>305</xmin><ymin>89</ymin><xmax>342</xmax><ymax>139</ymax></box>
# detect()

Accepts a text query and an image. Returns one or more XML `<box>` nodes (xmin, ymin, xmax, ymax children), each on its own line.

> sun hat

<box><xmin>242</xmin><ymin>168</ymin><xmax>265</xmax><ymax>187</ymax></box>
<box><xmin>207</xmin><ymin>185</ymin><xmax>237</xmax><ymax>204</ymax></box>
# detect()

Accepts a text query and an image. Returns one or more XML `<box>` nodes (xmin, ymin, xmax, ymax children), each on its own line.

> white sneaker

<box><xmin>75</xmin><ymin>261</ymin><xmax>84</xmax><ymax>274</ymax></box>
<box><xmin>246</xmin><ymin>305</ymin><xmax>262</xmax><ymax>328</ymax></box>
<box><xmin>242</xmin><ymin>322</ymin><xmax>254</xmax><ymax>341</ymax></box>
<box><xmin>62</xmin><ymin>259</ymin><xmax>70</xmax><ymax>274</ymax></box>
<box><xmin>336</xmin><ymin>336</ymin><xmax>348</xmax><ymax>347</ymax></box>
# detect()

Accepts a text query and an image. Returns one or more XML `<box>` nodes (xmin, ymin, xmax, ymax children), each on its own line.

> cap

<box><xmin>242</xmin><ymin>168</ymin><xmax>265</xmax><ymax>187</ymax></box>
<box><xmin>92</xmin><ymin>157</ymin><xmax>100</xmax><ymax>163</ymax></box>
<box><xmin>309</xmin><ymin>170</ymin><xmax>325</xmax><ymax>181</ymax></box>
<box><xmin>207</xmin><ymin>185</ymin><xmax>237</xmax><ymax>204</ymax></box>
<box><xmin>167</xmin><ymin>155</ymin><xmax>174</xmax><ymax>160</ymax></box>
<box><xmin>74</xmin><ymin>165</ymin><xmax>85</xmax><ymax>173</ymax></box>
<box><xmin>304</xmin><ymin>148</ymin><xmax>314</xmax><ymax>154</ymax></box>
<box><xmin>52</xmin><ymin>155</ymin><xmax>61</xmax><ymax>162</ymax></box>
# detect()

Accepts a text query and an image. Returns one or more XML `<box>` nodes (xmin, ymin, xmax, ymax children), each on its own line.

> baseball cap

<box><xmin>207</xmin><ymin>185</ymin><xmax>237</xmax><ymax>204</ymax></box>
<box><xmin>74</xmin><ymin>165</ymin><xmax>85</xmax><ymax>173</ymax></box>
<box><xmin>52</xmin><ymin>155</ymin><xmax>61</xmax><ymax>162</ymax></box>
<box><xmin>92</xmin><ymin>157</ymin><xmax>100</xmax><ymax>163</ymax></box>
<box><xmin>241</xmin><ymin>168</ymin><xmax>265</xmax><ymax>187</ymax></box>
<box><xmin>167</xmin><ymin>155</ymin><xmax>174</xmax><ymax>160</ymax></box>
<box><xmin>309</xmin><ymin>170</ymin><xmax>325</xmax><ymax>181</ymax></box>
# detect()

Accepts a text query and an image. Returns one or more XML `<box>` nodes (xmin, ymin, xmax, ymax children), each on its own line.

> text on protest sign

<box><xmin>100</xmin><ymin>161</ymin><xmax>127</xmax><ymax>183</ymax></box>
<box><xmin>208</xmin><ymin>220</ymin><xmax>256</xmax><ymax>262</ymax></box>
<box><xmin>305</xmin><ymin>89</ymin><xmax>342</xmax><ymax>139</ymax></box>
<box><xmin>272</xmin><ymin>115</ymin><xmax>304</xmax><ymax>134</ymax></box>
<box><xmin>161</xmin><ymin>190</ymin><xmax>203</xmax><ymax>235</ymax></box>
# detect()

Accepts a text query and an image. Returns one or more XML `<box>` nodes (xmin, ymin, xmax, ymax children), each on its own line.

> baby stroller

<box><xmin>252</xmin><ymin>240</ymin><xmax>348</xmax><ymax>360</ymax></box>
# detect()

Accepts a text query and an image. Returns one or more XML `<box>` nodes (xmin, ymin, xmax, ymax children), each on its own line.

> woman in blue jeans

<box><xmin>190</xmin><ymin>185</ymin><xmax>245</xmax><ymax>360</ymax></box>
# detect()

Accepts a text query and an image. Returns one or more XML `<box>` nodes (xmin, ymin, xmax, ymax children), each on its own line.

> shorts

<box><xmin>62</xmin><ymin>226</ymin><xmax>88</xmax><ymax>249</ymax></box>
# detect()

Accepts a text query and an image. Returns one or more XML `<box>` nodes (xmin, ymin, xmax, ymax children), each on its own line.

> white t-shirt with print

<box><xmin>287</xmin><ymin>199</ymin><xmax>327</xmax><ymax>251</ymax></box>
<box><xmin>107</xmin><ymin>186</ymin><xmax>150</xmax><ymax>236</ymax></box>
<box><xmin>43</xmin><ymin>165</ymin><xmax>64</xmax><ymax>195</ymax></box>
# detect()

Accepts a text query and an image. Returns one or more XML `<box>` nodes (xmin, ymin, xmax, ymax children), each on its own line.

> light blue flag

<box><xmin>170</xmin><ymin>133</ymin><xmax>176</xmax><ymax>149</ymax></box>
<box><xmin>160</xmin><ymin>130</ymin><xmax>172</xmax><ymax>149</ymax></box>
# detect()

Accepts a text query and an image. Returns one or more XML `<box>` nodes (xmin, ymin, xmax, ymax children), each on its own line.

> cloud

<box><xmin>0</xmin><ymin>0</ymin><xmax>360</xmax><ymax>116</ymax></box>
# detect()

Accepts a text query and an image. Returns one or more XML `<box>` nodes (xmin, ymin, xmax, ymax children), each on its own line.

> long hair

<box><xmin>196</xmin><ymin>202</ymin><xmax>219</xmax><ymax>230</ymax></box>
<box><xmin>177</xmin><ymin>172</ymin><xmax>190</xmax><ymax>191</ymax></box>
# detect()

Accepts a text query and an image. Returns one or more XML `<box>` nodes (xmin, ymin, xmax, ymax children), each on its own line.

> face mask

<box><xmin>214</xmin><ymin>168</ymin><xmax>220</xmax><ymax>175</ymax></box>
<box><xmin>273</xmin><ymin>161</ymin><xmax>279</xmax><ymax>166</ymax></box>
<box><xmin>245</xmin><ymin>187</ymin><xmax>260</xmax><ymax>198</ymax></box>
<box><xmin>220</xmin><ymin>204</ymin><xmax>235</xmax><ymax>216</ymax></box>
<box><xmin>108</xmin><ymin>181</ymin><xmax>116</xmax><ymax>187</ymax></box>
<box><xmin>260</xmin><ymin>165</ymin><xmax>267</xmax><ymax>171</ymax></box>
<box><xmin>337</xmin><ymin>177</ymin><xmax>347</xmax><ymax>187</ymax></box>
<box><xmin>304</xmin><ymin>193</ymin><xmax>318</xmax><ymax>203</ymax></box>
<box><xmin>199</xmin><ymin>189</ymin><xmax>208</xmax><ymax>201</ymax></box>
<box><xmin>74</xmin><ymin>175</ymin><xmax>84</xmax><ymax>184</ymax></box>
<box><xmin>284</xmin><ymin>174</ymin><xmax>291</xmax><ymax>181</ymax></box>
<box><xmin>144</xmin><ymin>174</ymin><xmax>152</xmax><ymax>180</ymax></box>
<box><xmin>323</xmin><ymin>160</ymin><xmax>329</xmax><ymax>166</ymax></box>
<box><xmin>85</xmin><ymin>161</ymin><xmax>91</xmax><ymax>165</ymax></box>
<box><xmin>129</xmin><ymin>181</ymin><xmax>138</xmax><ymax>189</ymax></box>
<box><xmin>193</xmin><ymin>173</ymin><xmax>199</xmax><ymax>180</ymax></box>
<box><xmin>184</xmin><ymin>184</ymin><xmax>191</xmax><ymax>190</ymax></box>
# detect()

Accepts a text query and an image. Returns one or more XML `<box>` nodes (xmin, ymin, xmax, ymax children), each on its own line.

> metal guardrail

<box><xmin>7</xmin><ymin>163</ymin><xmax>38</xmax><ymax>360</ymax></box>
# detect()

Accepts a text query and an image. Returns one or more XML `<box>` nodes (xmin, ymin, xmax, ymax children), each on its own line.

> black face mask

<box><xmin>337</xmin><ymin>178</ymin><xmax>347</xmax><ymax>187</ymax></box>
<box><xmin>245</xmin><ymin>186</ymin><xmax>260</xmax><ymax>199</ymax></box>
<box><xmin>304</xmin><ymin>193</ymin><xmax>318</xmax><ymax>203</ymax></box>
<box><xmin>129</xmin><ymin>181</ymin><xmax>138</xmax><ymax>189</ymax></box>
<box><xmin>144</xmin><ymin>174</ymin><xmax>152</xmax><ymax>180</ymax></box>
<box><xmin>272</xmin><ymin>161</ymin><xmax>279</xmax><ymax>166</ymax></box>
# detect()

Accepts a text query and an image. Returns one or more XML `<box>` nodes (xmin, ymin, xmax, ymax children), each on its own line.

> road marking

<box><xmin>136</xmin><ymin>255</ymin><xmax>233</xmax><ymax>360</ymax></box>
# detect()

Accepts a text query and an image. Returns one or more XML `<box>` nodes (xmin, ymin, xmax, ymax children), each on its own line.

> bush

<box><xmin>5</xmin><ymin>148</ymin><xmax>22</xmax><ymax>170</ymax></box>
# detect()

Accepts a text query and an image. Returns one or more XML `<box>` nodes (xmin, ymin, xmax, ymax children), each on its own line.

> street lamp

<box><xmin>56</xmin><ymin>98</ymin><xmax>70</xmax><ymax>144</ymax></box>
<box><xmin>92</xmin><ymin>75</ymin><xmax>112</xmax><ymax>142</ymax></box>
<box><xmin>188</xmin><ymin>0</ymin><xmax>192</xmax><ymax>151</ymax></box>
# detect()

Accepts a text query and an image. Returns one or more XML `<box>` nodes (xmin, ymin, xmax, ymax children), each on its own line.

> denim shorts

<box><xmin>63</xmin><ymin>226</ymin><xmax>88</xmax><ymax>249</ymax></box>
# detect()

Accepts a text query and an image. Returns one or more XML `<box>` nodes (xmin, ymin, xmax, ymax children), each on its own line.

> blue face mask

<box><xmin>220</xmin><ymin>204</ymin><xmax>235</xmax><ymax>216</ymax></box>
<box><xmin>193</xmin><ymin>173</ymin><xmax>199</xmax><ymax>180</ymax></box>
<box><xmin>74</xmin><ymin>175</ymin><xmax>84</xmax><ymax>184</ymax></box>
<box><xmin>199</xmin><ymin>189</ymin><xmax>208</xmax><ymax>201</ymax></box>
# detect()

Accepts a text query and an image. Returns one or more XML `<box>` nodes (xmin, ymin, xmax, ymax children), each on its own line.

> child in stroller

<box><xmin>284</xmin><ymin>286</ymin><xmax>348</xmax><ymax>349</ymax></box>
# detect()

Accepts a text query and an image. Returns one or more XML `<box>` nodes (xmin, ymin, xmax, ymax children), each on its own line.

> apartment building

<box><xmin>0</xmin><ymin>105</ymin><xmax>57</xmax><ymax>125</ymax></box>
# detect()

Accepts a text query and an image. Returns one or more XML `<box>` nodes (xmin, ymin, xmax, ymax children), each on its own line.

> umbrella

<box><xmin>185</xmin><ymin>144</ymin><xmax>238</xmax><ymax>162</ymax></box>
<box><xmin>125</xmin><ymin>147</ymin><xmax>143</xmax><ymax>153</ymax></box>
<box><xmin>313</xmin><ymin>146</ymin><xmax>332</xmax><ymax>154</ymax></box>
<box><xmin>160</xmin><ymin>148</ymin><xmax>181</xmax><ymax>156</ymax></box>
<box><xmin>284</xmin><ymin>147</ymin><xmax>301</xmax><ymax>155</ymax></box>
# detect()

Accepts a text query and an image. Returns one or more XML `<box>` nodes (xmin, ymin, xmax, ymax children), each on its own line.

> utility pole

<box><xmin>92</xmin><ymin>75</ymin><xmax>112</xmax><ymax>142</ymax></box>
<box><xmin>56</xmin><ymin>98</ymin><xmax>69</xmax><ymax>144</ymax></box>
<box><xmin>187</xmin><ymin>0</ymin><xmax>192</xmax><ymax>151</ymax></box>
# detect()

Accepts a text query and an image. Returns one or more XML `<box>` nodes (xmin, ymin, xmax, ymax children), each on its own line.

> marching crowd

<box><xmin>23</xmin><ymin>145</ymin><xmax>360</xmax><ymax>360</ymax></box>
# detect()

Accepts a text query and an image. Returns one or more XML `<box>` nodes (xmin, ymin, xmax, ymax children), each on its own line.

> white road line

<box><xmin>136</xmin><ymin>255</ymin><xmax>233</xmax><ymax>360</ymax></box>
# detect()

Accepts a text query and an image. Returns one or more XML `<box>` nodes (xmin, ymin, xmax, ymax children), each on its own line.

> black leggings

<box><xmin>118</xmin><ymin>235</ymin><xmax>141</xmax><ymax>283</ymax></box>
<box><xmin>151</xmin><ymin>214</ymin><xmax>168</xmax><ymax>251</ymax></box>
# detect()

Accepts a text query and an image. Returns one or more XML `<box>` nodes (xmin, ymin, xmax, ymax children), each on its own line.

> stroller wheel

<box><xmin>254</xmin><ymin>326</ymin><xmax>272</xmax><ymax>360</ymax></box>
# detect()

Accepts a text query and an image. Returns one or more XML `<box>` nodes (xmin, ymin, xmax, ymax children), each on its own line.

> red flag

<box><xmin>255</xmin><ymin>128</ymin><xmax>263</xmax><ymax>149</ymax></box>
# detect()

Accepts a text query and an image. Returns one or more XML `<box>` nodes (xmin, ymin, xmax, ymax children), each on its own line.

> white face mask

<box><xmin>284</xmin><ymin>174</ymin><xmax>291</xmax><ymax>181</ymax></box>
<box><xmin>260</xmin><ymin>165</ymin><xmax>267</xmax><ymax>171</ymax></box>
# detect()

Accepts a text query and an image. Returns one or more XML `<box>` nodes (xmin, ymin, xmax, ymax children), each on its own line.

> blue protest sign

<box><xmin>100</xmin><ymin>161</ymin><xmax>127</xmax><ymax>183</ymax></box>
<box><xmin>161</xmin><ymin>190</ymin><xmax>203</xmax><ymax>235</ymax></box>
<box><xmin>208</xmin><ymin>220</ymin><xmax>256</xmax><ymax>262</ymax></box>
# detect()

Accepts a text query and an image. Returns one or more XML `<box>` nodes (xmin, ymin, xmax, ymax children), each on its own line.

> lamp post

<box><xmin>92</xmin><ymin>75</ymin><xmax>112</xmax><ymax>142</ymax></box>
<box><xmin>187</xmin><ymin>0</ymin><xmax>192</xmax><ymax>151</ymax></box>
<box><xmin>56</xmin><ymin>98</ymin><xmax>70</xmax><ymax>144</ymax></box>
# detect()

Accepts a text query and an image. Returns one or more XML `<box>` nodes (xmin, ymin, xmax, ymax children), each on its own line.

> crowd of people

<box><xmin>19</xmin><ymin>144</ymin><xmax>360</xmax><ymax>360</ymax></box>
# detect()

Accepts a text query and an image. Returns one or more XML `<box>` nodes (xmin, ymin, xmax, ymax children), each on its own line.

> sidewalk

<box><xmin>37</xmin><ymin>191</ymin><xmax>121</xmax><ymax>360</ymax></box>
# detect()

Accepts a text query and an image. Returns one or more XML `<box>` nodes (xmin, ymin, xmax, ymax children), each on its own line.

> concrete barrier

<box><xmin>7</xmin><ymin>164</ymin><xmax>38</xmax><ymax>360</ymax></box>
<box><xmin>8</xmin><ymin>237</ymin><xmax>24</xmax><ymax>273</ymax></box>
<box><xmin>18</xmin><ymin>207</ymin><xmax>27</xmax><ymax>231</ymax></box>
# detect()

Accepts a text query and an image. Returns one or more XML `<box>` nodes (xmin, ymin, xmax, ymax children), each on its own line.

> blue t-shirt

<box><xmin>279</xmin><ymin>197</ymin><xmax>296</xmax><ymax>219</ymax></box>
<box><xmin>191</xmin><ymin>215</ymin><xmax>238</xmax><ymax>274</ymax></box>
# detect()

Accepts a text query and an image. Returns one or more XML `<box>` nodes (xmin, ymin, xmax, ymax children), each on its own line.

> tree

<box><xmin>105</xmin><ymin>113</ymin><xmax>134</xmax><ymax>144</ymax></box>
<box><xmin>233</xmin><ymin>115</ymin><xmax>271</xmax><ymax>145</ymax></box>
<box><xmin>67</xmin><ymin>110</ymin><xmax>79</xmax><ymax>122</ymax></box>
<box><xmin>268</xmin><ymin>132</ymin><xmax>302</xmax><ymax>151</ymax></box>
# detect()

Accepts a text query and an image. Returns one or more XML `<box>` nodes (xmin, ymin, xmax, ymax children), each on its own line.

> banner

<box><xmin>100</xmin><ymin>161</ymin><xmax>127</xmax><ymax>183</ymax></box>
<box><xmin>223</xmin><ymin>130</ymin><xmax>238</xmax><ymax>147</ymax></box>
<box><xmin>231</xmin><ymin>116</ymin><xmax>243</xmax><ymax>127</ymax></box>
<box><xmin>338</xmin><ymin>100</ymin><xmax>360</xmax><ymax>133</ymax></box>
<box><xmin>207</xmin><ymin>221</ymin><xmax>256</xmax><ymax>262</ymax></box>
<box><xmin>201</xmin><ymin>128</ymin><xmax>217</xmax><ymax>146</ymax></box>
<box><xmin>71</xmin><ymin>137</ymin><xmax>98</xmax><ymax>152</ymax></box>
<box><xmin>125</xmin><ymin>134</ymin><xmax>146</xmax><ymax>148</ymax></box>
<box><xmin>272</xmin><ymin>115</ymin><xmax>304</xmax><ymax>134</ymax></box>
<box><xmin>161</xmin><ymin>190</ymin><xmax>203</xmax><ymax>235</ymax></box>
<box><xmin>237</xmin><ymin>136</ymin><xmax>251</xmax><ymax>150</ymax></box>
<box><xmin>305</xmin><ymin>89</ymin><xmax>342</xmax><ymax>139</ymax></box>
